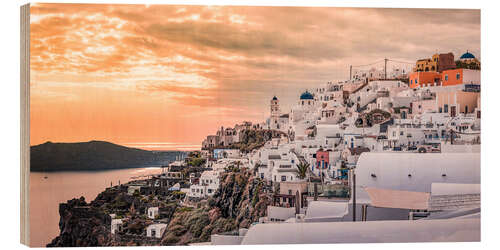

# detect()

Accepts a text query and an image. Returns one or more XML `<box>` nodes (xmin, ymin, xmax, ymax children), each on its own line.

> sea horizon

<box><xmin>123</xmin><ymin>142</ymin><xmax>202</xmax><ymax>151</ymax></box>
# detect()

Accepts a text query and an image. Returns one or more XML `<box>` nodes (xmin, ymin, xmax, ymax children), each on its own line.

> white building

<box><xmin>290</xmin><ymin>91</ymin><xmax>320</xmax><ymax>140</ymax></box>
<box><xmin>268</xmin><ymin>96</ymin><xmax>289</xmax><ymax>131</ymax></box>
<box><xmin>387</xmin><ymin>125</ymin><xmax>426</xmax><ymax>147</ymax></box>
<box><xmin>187</xmin><ymin>170</ymin><xmax>221</xmax><ymax>199</ymax></box>
<box><xmin>147</xmin><ymin>207</ymin><xmax>159</xmax><ymax>219</ymax></box>
<box><xmin>146</xmin><ymin>223</ymin><xmax>167</xmax><ymax>238</ymax></box>
<box><xmin>111</xmin><ymin>219</ymin><xmax>123</xmax><ymax>235</ymax></box>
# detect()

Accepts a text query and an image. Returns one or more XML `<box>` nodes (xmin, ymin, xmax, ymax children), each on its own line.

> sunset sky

<box><xmin>29</xmin><ymin>4</ymin><xmax>480</xmax><ymax>150</ymax></box>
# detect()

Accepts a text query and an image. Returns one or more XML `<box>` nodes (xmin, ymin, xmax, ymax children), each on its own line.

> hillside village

<box><xmin>50</xmin><ymin>51</ymin><xmax>481</xmax><ymax>246</ymax></box>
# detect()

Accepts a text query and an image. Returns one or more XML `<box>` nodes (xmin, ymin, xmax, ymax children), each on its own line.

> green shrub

<box><xmin>177</xmin><ymin>207</ymin><xmax>193</xmax><ymax>213</ymax></box>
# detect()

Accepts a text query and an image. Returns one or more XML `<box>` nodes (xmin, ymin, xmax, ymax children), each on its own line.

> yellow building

<box><xmin>413</xmin><ymin>53</ymin><xmax>455</xmax><ymax>72</ymax></box>
<box><xmin>414</xmin><ymin>56</ymin><xmax>438</xmax><ymax>72</ymax></box>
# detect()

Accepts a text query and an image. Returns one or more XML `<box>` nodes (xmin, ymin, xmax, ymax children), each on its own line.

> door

<box><xmin>450</xmin><ymin>106</ymin><xmax>456</xmax><ymax>117</ymax></box>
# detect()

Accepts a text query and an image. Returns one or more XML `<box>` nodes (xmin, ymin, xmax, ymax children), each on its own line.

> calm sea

<box><xmin>29</xmin><ymin>167</ymin><xmax>162</xmax><ymax>247</ymax></box>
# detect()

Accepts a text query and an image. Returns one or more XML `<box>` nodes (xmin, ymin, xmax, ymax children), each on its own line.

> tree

<box><xmin>296</xmin><ymin>162</ymin><xmax>310</xmax><ymax>180</ymax></box>
<box><xmin>188</xmin><ymin>158</ymin><xmax>206</xmax><ymax>167</ymax></box>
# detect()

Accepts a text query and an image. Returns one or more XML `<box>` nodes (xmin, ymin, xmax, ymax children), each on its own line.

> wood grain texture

<box><xmin>20</xmin><ymin>3</ymin><xmax>30</xmax><ymax>246</ymax></box>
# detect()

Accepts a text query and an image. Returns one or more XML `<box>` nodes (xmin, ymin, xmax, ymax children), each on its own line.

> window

<box><xmin>260</xmin><ymin>173</ymin><xmax>264</xmax><ymax>179</ymax></box>
<box><xmin>444</xmin><ymin>104</ymin><xmax>449</xmax><ymax>113</ymax></box>
<box><xmin>400</xmin><ymin>131</ymin><xmax>404</xmax><ymax>136</ymax></box>
<box><xmin>445</xmin><ymin>75</ymin><xmax>448</xmax><ymax>81</ymax></box>
<box><xmin>456</xmin><ymin>73</ymin><xmax>460</xmax><ymax>80</ymax></box>
<box><xmin>439</xmin><ymin>107</ymin><xmax>443</xmax><ymax>113</ymax></box>
<box><xmin>281</xmin><ymin>176</ymin><xmax>287</xmax><ymax>181</ymax></box>
<box><xmin>415</xmin><ymin>79</ymin><xmax>418</xmax><ymax>84</ymax></box>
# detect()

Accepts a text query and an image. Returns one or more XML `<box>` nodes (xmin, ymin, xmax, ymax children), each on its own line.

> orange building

<box><xmin>441</xmin><ymin>68</ymin><xmax>481</xmax><ymax>86</ymax></box>
<box><xmin>409</xmin><ymin>71</ymin><xmax>442</xmax><ymax>88</ymax></box>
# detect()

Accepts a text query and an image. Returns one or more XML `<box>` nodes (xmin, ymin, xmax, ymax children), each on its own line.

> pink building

<box><xmin>410</xmin><ymin>89</ymin><xmax>480</xmax><ymax>117</ymax></box>
<box><xmin>316</xmin><ymin>150</ymin><xmax>330</xmax><ymax>169</ymax></box>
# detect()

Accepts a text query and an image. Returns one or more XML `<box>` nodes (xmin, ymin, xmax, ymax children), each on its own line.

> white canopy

<box><xmin>241</xmin><ymin>219</ymin><xmax>479</xmax><ymax>245</ymax></box>
<box><xmin>304</xmin><ymin>201</ymin><xmax>349</xmax><ymax>222</ymax></box>
<box><xmin>354</xmin><ymin>152</ymin><xmax>480</xmax><ymax>204</ymax></box>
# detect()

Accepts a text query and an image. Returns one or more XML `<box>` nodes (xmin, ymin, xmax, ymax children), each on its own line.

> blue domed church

<box><xmin>299</xmin><ymin>90</ymin><xmax>315</xmax><ymax>107</ymax></box>
<box><xmin>458</xmin><ymin>50</ymin><xmax>480</xmax><ymax>70</ymax></box>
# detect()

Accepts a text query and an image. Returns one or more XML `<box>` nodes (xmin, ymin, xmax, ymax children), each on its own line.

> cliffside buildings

<box><xmin>191</xmin><ymin>50</ymin><xmax>480</xmax><ymax>245</ymax></box>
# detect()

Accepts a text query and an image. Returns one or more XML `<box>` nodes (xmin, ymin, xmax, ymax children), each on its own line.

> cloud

<box><xmin>29</xmin><ymin>4</ymin><xmax>480</xmax><ymax>129</ymax></box>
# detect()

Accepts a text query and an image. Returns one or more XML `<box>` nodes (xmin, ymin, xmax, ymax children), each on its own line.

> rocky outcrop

<box><xmin>47</xmin><ymin>185</ymin><xmax>179</xmax><ymax>247</ymax></box>
<box><xmin>213</xmin><ymin>129</ymin><xmax>287</xmax><ymax>153</ymax></box>
<box><xmin>213</xmin><ymin>170</ymin><xmax>269</xmax><ymax>224</ymax></box>
<box><xmin>48</xmin><ymin>168</ymin><xmax>271</xmax><ymax>246</ymax></box>
<box><xmin>162</xmin><ymin>168</ymin><xmax>271</xmax><ymax>245</ymax></box>
<box><xmin>47</xmin><ymin>197</ymin><xmax>112</xmax><ymax>247</ymax></box>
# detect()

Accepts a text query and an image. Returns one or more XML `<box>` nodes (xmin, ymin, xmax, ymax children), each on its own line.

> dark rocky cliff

<box><xmin>47</xmin><ymin>197</ymin><xmax>113</xmax><ymax>247</ymax></box>
<box><xmin>47</xmin><ymin>168</ymin><xmax>271</xmax><ymax>247</ymax></box>
<box><xmin>162</xmin><ymin>168</ymin><xmax>270</xmax><ymax>245</ymax></box>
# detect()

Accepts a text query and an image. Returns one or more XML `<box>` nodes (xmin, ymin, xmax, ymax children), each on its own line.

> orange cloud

<box><xmin>29</xmin><ymin>3</ymin><xmax>480</xmax><ymax>148</ymax></box>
